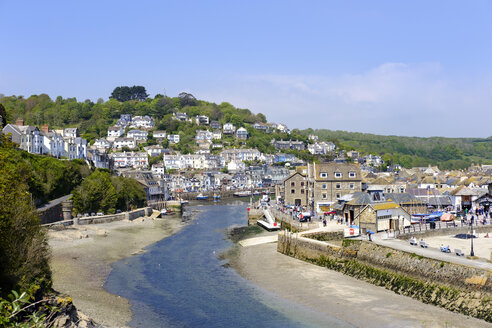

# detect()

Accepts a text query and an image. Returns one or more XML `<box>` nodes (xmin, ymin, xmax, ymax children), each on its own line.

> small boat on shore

<box><xmin>233</xmin><ymin>190</ymin><xmax>252</xmax><ymax>197</ymax></box>
<box><xmin>196</xmin><ymin>193</ymin><xmax>209</xmax><ymax>200</ymax></box>
<box><xmin>160</xmin><ymin>209</ymin><xmax>175</xmax><ymax>216</ymax></box>
<box><xmin>213</xmin><ymin>194</ymin><xmax>221</xmax><ymax>201</ymax></box>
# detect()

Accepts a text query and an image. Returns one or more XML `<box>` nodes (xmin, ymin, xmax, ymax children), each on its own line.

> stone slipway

<box><xmin>239</xmin><ymin>234</ymin><xmax>278</xmax><ymax>247</ymax></box>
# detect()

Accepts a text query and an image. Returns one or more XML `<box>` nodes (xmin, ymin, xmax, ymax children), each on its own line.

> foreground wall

<box><xmin>278</xmin><ymin>231</ymin><xmax>492</xmax><ymax>322</ymax></box>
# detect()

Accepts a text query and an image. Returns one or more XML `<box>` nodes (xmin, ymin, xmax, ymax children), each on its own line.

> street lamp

<box><xmin>470</xmin><ymin>216</ymin><xmax>475</xmax><ymax>257</ymax></box>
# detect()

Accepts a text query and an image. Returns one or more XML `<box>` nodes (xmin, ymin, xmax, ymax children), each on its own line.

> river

<box><xmin>105</xmin><ymin>203</ymin><xmax>352</xmax><ymax>327</ymax></box>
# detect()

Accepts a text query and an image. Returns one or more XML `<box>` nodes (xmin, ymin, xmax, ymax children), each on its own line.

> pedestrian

<box><xmin>323</xmin><ymin>218</ymin><xmax>327</xmax><ymax>227</ymax></box>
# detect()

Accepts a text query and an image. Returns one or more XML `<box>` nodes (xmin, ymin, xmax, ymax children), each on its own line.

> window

<box><xmin>291</xmin><ymin>182</ymin><xmax>295</xmax><ymax>187</ymax></box>
<box><xmin>300</xmin><ymin>182</ymin><xmax>304</xmax><ymax>187</ymax></box>
<box><xmin>322</xmin><ymin>184</ymin><xmax>327</xmax><ymax>189</ymax></box>
<box><xmin>349</xmin><ymin>172</ymin><xmax>356</xmax><ymax>178</ymax></box>
<box><xmin>301</xmin><ymin>189</ymin><xmax>305</xmax><ymax>194</ymax></box>
<box><xmin>322</xmin><ymin>193</ymin><xmax>327</xmax><ymax>199</ymax></box>
<box><xmin>350</xmin><ymin>183</ymin><xmax>355</xmax><ymax>189</ymax></box>
<box><xmin>336</xmin><ymin>193</ymin><xmax>341</xmax><ymax>198</ymax></box>
<box><xmin>335</xmin><ymin>172</ymin><xmax>342</xmax><ymax>178</ymax></box>
<box><xmin>320</xmin><ymin>172</ymin><xmax>327</xmax><ymax>178</ymax></box>
<box><xmin>336</xmin><ymin>183</ymin><xmax>341</xmax><ymax>189</ymax></box>
<box><xmin>291</xmin><ymin>189</ymin><xmax>295</xmax><ymax>194</ymax></box>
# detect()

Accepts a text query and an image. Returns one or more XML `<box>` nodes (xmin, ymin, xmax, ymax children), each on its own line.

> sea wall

<box><xmin>277</xmin><ymin>230</ymin><xmax>492</xmax><ymax>322</ymax></box>
<box><xmin>43</xmin><ymin>207</ymin><xmax>153</xmax><ymax>228</ymax></box>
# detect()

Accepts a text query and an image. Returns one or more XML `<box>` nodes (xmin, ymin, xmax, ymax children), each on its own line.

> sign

<box><xmin>344</xmin><ymin>227</ymin><xmax>360</xmax><ymax>238</ymax></box>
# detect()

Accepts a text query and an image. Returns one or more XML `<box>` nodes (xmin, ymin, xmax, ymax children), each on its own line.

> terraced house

<box><xmin>307</xmin><ymin>162</ymin><xmax>362</xmax><ymax>211</ymax></box>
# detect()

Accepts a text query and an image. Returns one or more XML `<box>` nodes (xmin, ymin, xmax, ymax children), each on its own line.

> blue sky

<box><xmin>1</xmin><ymin>1</ymin><xmax>492</xmax><ymax>137</ymax></box>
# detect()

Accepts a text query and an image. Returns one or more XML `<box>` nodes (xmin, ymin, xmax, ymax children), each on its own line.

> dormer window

<box><xmin>335</xmin><ymin>172</ymin><xmax>342</xmax><ymax>178</ymax></box>
<box><xmin>320</xmin><ymin>172</ymin><xmax>328</xmax><ymax>178</ymax></box>
<box><xmin>349</xmin><ymin>171</ymin><xmax>356</xmax><ymax>178</ymax></box>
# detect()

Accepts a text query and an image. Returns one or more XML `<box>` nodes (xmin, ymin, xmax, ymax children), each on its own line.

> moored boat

<box><xmin>233</xmin><ymin>190</ymin><xmax>252</xmax><ymax>197</ymax></box>
<box><xmin>196</xmin><ymin>193</ymin><xmax>209</xmax><ymax>200</ymax></box>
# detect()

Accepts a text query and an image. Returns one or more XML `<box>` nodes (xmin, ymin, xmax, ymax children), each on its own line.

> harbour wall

<box><xmin>42</xmin><ymin>207</ymin><xmax>153</xmax><ymax>228</ymax></box>
<box><xmin>277</xmin><ymin>230</ymin><xmax>492</xmax><ymax>322</ymax></box>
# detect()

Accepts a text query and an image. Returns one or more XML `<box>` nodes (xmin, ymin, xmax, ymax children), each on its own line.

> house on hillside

<box><xmin>127</xmin><ymin>129</ymin><xmax>148</xmax><ymax>142</ymax></box>
<box><xmin>167</xmin><ymin>134</ymin><xmax>180</xmax><ymax>144</ymax></box>
<box><xmin>130</xmin><ymin>116</ymin><xmax>154</xmax><ymax>130</ymax></box>
<box><xmin>210</xmin><ymin>121</ymin><xmax>221</xmax><ymax>129</ymax></box>
<box><xmin>153</xmin><ymin>130</ymin><xmax>167</xmax><ymax>142</ymax></box>
<box><xmin>223</xmin><ymin>123</ymin><xmax>236</xmax><ymax>135</ymax></box>
<box><xmin>195</xmin><ymin>115</ymin><xmax>210</xmax><ymax>125</ymax></box>
<box><xmin>236</xmin><ymin>127</ymin><xmax>248</xmax><ymax>140</ymax></box>
<box><xmin>107</xmin><ymin>126</ymin><xmax>124</xmax><ymax>140</ymax></box>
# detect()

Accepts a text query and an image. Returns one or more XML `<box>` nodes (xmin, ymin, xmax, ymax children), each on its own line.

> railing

<box><xmin>396</xmin><ymin>215</ymin><xmax>492</xmax><ymax>238</ymax></box>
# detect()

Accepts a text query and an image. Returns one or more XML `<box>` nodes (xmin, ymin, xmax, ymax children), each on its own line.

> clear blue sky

<box><xmin>1</xmin><ymin>0</ymin><xmax>492</xmax><ymax>137</ymax></box>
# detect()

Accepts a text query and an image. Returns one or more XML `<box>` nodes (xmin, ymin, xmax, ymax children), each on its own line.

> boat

<box><xmin>160</xmin><ymin>208</ymin><xmax>175</xmax><ymax>216</ymax></box>
<box><xmin>196</xmin><ymin>193</ymin><xmax>209</xmax><ymax>200</ymax></box>
<box><xmin>233</xmin><ymin>190</ymin><xmax>252</xmax><ymax>197</ymax></box>
<box><xmin>213</xmin><ymin>194</ymin><xmax>221</xmax><ymax>201</ymax></box>
<box><xmin>411</xmin><ymin>211</ymin><xmax>443</xmax><ymax>224</ymax></box>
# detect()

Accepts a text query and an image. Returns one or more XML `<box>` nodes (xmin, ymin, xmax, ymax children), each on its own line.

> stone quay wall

<box><xmin>43</xmin><ymin>207</ymin><xmax>153</xmax><ymax>228</ymax></box>
<box><xmin>277</xmin><ymin>230</ymin><xmax>492</xmax><ymax>322</ymax></box>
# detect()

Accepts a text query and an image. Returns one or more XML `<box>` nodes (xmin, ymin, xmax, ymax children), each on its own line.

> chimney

<box><xmin>41</xmin><ymin>124</ymin><xmax>49</xmax><ymax>133</ymax></box>
<box><xmin>16</xmin><ymin>118</ymin><xmax>24</xmax><ymax>126</ymax></box>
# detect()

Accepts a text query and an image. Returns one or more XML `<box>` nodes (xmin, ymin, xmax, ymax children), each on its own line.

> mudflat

<box><xmin>232</xmin><ymin>242</ymin><xmax>492</xmax><ymax>328</ymax></box>
<box><xmin>49</xmin><ymin>216</ymin><xmax>184</xmax><ymax>328</ymax></box>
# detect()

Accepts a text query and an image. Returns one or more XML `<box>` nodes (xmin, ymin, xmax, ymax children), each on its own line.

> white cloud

<box><xmin>198</xmin><ymin>63</ymin><xmax>492</xmax><ymax>138</ymax></box>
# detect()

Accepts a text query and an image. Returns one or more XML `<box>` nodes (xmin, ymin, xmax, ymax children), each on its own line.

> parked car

<box><xmin>96</xmin><ymin>212</ymin><xmax>103</xmax><ymax>216</ymax></box>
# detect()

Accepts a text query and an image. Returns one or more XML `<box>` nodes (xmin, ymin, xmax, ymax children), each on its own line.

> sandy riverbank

<box><xmin>230</xmin><ymin>241</ymin><xmax>492</xmax><ymax>328</ymax></box>
<box><xmin>49</xmin><ymin>216</ymin><xmax>185</xmax><ymax>328</ymax></box>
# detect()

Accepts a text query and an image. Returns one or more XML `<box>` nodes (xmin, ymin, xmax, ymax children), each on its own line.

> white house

<box><xmin>107</xmin><ymin>126</ymin><xmax>124</xmax><ymax>140</ymax></box>
<box><xmin>153</xmin><ymin>130</ymin><xmax>167</xmax><ymax>141</ymax></box>
<box><xmin>167</xmin><ymin>134</ymin><xmax>180</xmax><ymax>144</ymax></box>
<box><xmin>195</xmin><ymin>130</ymin><xmax>213</xmax><ymax>142</ymax></box>
<box><xmin>144</xmin><ymin>145</ymin><xmax>165</xmax><ymax>157</ymax></box>
<box><xmin>63</xmin><ymin>128</ymin><xmax>79</xmax><ymax>138</ymax></box>
<box><xmin>223</xmin><ymin>123</ymin><xmax>236</xmax><ymax>135</ymax></box>
<box><xmin>130</xmin><ymin>116</ymin><xmax>154</xmax><ymax>129</ymax></box>
<box><xmin>111</xmin><ymin>151</ymin><xmax>148</xmax><ymax>169</ymax></box>
<box><xmin>236</xmin><ymin>127</ymin><xmax>248</xmax><ymax>140</ymax></box>
<box><xmin>212</xmin><ymin>130</ymin><xmax>222</xmax><ymax>140</ymax></box>
<box><xmin>93</xmin><ymin>138</ymin><xmax>112</xmax><ymax>149</ymax></box>
<box><xmin>113</xmin><ymin>137</ymin><xmax>137</xmax><ymax>149</ymax></box>
<box><xmin>127</xmin><ymin>129</ymin><xmax>148</xmax><ymax>142</ymax></box>
<box><xmin>65</xmin><ymin>137</ymin><xmax>87</xmax><ymax>160</ymax></box>
<box><xmin>220</xmin><ymin>148</ymin><xmax>261</xmax><ymax>162</ymax></box>
<box><xmin>151</xmin><ymin>163</ymin><xmax>165</xmax><ymax>177</ymax></box>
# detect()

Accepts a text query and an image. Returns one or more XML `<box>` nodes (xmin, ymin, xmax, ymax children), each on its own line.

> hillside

<box><xmin>302</xmin><ymin>128</ymin><xmax>492</xmax><ymax>170</ymax></box>
<box><xmin>2</xmin><ymin>91</ymin><xmax>492</xmax><ymax>170</ymax></box>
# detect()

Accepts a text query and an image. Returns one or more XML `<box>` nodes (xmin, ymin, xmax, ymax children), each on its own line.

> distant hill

<box><xmin>301</xmin><ymin>128</ymin><xmax>492</xmax><ymax>170</ymax></box>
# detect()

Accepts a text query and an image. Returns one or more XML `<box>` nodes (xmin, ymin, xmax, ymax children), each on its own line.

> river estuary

<box><xmin>105</xmin><ymin>203</ymin><xmax>351</xmax><ymax>327</ymax></box>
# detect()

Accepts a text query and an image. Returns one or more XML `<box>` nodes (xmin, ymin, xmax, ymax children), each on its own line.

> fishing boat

<box><xmin>233</xmin><ymin>190</ymin><xmax>252</xmax><ymax>197</ymax></box>
<box><xmin>196</xmin><ymin>193</ymin><xmax>209</xmax><ymax>200</ymax></box>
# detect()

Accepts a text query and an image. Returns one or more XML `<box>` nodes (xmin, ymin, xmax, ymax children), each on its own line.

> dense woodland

<box><xmin>1</xmin><ymin>89</ymin><xmax>491</xmax><ymax>170</ymax></box>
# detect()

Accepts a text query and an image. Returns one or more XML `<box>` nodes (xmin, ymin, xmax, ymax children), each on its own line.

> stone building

<box><xmin>307</xmin><ymin>162</ymin><xmax>362</xmax><ymax>211</ymax></box>
<box><xmin>283</xmin><ymin>172</ymin><xmax>308</xmax><ymax>206</ymax></box>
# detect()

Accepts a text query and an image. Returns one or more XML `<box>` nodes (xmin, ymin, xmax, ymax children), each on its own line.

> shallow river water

<box><xmin>105</xmin><ymin>203</ymin><xmax>352</xmax><ymax>327</ymax></box>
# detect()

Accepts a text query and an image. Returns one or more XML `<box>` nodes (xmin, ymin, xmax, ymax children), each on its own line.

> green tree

<box><xmin>0</xmin><ymin>103</ymin><xmax>7</xmax><ymax>127</ymax></box>
<box><xmin>110</xmin><ymin>86</ymin><xmax>148</xmax><ymax>102</ymax></box>
<box><xmin>111</xmin><ymin>176</ymin><xmax>146</xmax><ymax>211</ymax></box>
<box><xmin>72</xmin><ymin>170</ymin><xmax>117</xmax><ymax>214</ymax></box>
<box><xmin>0</xmin><ymin>134</ymin><xmax>51</xmax><ymax>297</ymax></box>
